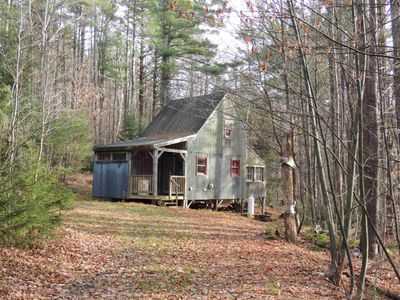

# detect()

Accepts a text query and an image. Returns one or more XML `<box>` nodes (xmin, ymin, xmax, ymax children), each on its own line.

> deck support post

<box><xmin>261</xmin><ymin>197</ymin><xmax>266</xmax><ymax>215</ymax></box>
<box><xmin>153</xmin><ymin>149</ymin><xmax>159</xmax><ymax>198</ymax></box>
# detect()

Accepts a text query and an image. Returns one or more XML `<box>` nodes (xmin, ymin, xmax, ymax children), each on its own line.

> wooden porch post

<box><xmin>180</xmin><ymin>153</ymin><xmax>188</xmax><ymax>208</ymax></box>
<box><xmin>153</xmin><ymin>149</ymin><xmax>159</xmax><ymax>197</ymax></box>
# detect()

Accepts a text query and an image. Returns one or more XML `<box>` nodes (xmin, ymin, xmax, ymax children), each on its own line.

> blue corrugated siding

<box><xmin>92</xmin><ymin>158</ymin><xmax>130</xmax><ymax>199</ymax></box>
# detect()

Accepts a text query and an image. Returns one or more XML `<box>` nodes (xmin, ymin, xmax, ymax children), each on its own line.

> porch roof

<box><xmin>93</xmin><ymin>132</ymin><xmax>195</xmax><ymax>151</ymax></box>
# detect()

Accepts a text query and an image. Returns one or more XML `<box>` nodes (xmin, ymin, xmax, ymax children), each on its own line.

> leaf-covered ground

<box><xmin>0</xmin><ymin>177</ymin><xmax>398</xmax><ymax>299</ymax></box>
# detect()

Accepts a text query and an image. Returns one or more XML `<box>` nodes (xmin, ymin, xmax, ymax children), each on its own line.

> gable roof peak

<box><xmin>139</xmin><ymin>92</ymin><xmax>226</xmax><ymax>139</ymax></box>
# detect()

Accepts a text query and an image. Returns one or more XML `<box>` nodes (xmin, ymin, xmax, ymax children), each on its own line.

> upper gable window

<box><xmin>224</xmin><ymin>119</ymin><xmax>234</xmax><ymax>139</ymax></box>
<box><xmin>196</xmin><ymin>156</ymin><xmax>207</xmax><ymax>175</ymax></box>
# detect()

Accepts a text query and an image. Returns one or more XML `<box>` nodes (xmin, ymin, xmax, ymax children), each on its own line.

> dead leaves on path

<box><xmin>0</xmin><ymin>201</ymin><xmax>395</xmax><ymax>299</ymax></box>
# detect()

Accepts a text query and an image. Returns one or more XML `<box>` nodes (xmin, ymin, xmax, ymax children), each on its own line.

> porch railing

<box><xmin>131</xmin><ymin>175</ymin><xmax>153</xmax><ymax>194</ymax></box>
<box><xmin>169</xmin><ymin>176</ymin><xmax>186</xmax><ymax>199</ymax></box>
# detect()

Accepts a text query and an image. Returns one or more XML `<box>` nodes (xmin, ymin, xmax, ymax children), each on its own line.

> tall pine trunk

<box><xmin>363</xmin><ymin>0</ymin><xmax>379</xmax><ymax>259</ymax></box>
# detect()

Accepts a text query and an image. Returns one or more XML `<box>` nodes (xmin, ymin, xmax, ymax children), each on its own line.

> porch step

<box><xmin>157</xmin><ymin>199</ymin><xmax>182</xmax><ymax>206</ymax></box>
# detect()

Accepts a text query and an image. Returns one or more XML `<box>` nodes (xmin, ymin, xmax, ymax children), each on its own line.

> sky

<box><xmin>205</xmin><ymin>1</ymin><xmax>248</xmax><ymax>60</ymax></box>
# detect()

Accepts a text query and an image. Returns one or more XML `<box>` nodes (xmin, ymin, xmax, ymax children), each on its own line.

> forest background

<box><xmin>1</xmin><ymin>0</ymin><xmax>400</xmax><ymax>297</ymax></box>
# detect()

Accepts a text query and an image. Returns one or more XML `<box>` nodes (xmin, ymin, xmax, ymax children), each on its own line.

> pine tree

<box><xmin>148</xmin><ymin>0</ymin><xmax>226</xmax><ymax>105</ymax></box>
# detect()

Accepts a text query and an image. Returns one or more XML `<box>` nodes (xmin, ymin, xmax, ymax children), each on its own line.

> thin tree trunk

<box><xmin>9</xmin><ymin>1</ymin><xmax>24</xmax><ymax>167</ymax></box>
<box><xmin>129</xmin><ymin>0</ymin><xmax>137</xmax><ymax>109</ymax></box>
<box><xmin>138</xmin><ymin>29</ymin><xmax>145</xmax><ymax>124</ymax></box>
<box><xmin>363</xmin><ymin>0</ymin><xmax>379</xmax><ymax>259</ymax></box>
<box><xmin>287</xmin><ymin>0</ymin><xmax>338</xmax><ymax>277</ymax></box>
<box><xmin>123</xmin><ymin>5</ymin><xmax>130</xmax><ymax>118</ymax></box>
<box><xmin>281</xmin><ymin>129</ymin><xmax>297</xmax><ymax>243</ymax></box>
<box><xmin>390</xmin><ymin>0</ymin><xmax>400</xmax><ymax>134</ymax></box>
<box><xmin>152</xmin><ymin>48</ymin><xmax>159</xmax><ymax>119</ymax></box>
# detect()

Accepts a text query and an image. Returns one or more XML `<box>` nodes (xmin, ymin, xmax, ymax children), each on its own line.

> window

<box><xmin>255</xmin><ymin>167</ymin><xmax>264</xmax><ymax>182</ymax></box>
<box><xmin>224</xmin><ymin>119</ymin><xmax>234</xmax><ymax>139</ymax></box>
<box><xmin>246</xmin><ymin>166</ymin><xmax>264</xmax><ymax>182</ymax></box>
<box><xmin>112</xmin><ymin>152</ymin><xmax>127</xmax><ymax>161</ymax></box>
<box><xmin>96</xmin><ymin>152</ymin><xmax>127</xmax><ymax>162</ymax></box>
<box><xmin>231</xmin><ymin>159</ymin><xmax>240</xmax><ymax>176</ymax></box>
<box><xmin>247</xmin><ymin>166</ymin><xmax>255</xmax><ymax>181</ymax></box>
<box><xmin>196</xmin><ymin>156</ymin><xmax>207</xmax><ymax>175</ymax></box>
<box><xmin>97</xmin><ymin>152</ymin><xmax>111</xmax><ymax>162</ymax></box>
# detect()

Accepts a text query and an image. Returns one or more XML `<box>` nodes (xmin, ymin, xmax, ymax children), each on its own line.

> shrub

<box><xmin>0</xmin><ymin>162</ymin><xmax>74</xmax><ymax>247</ymax></box>
<box><xmin>304</xmin><ymin>231</ymin><xmax>331</xmax><ymax>249</ymax></box>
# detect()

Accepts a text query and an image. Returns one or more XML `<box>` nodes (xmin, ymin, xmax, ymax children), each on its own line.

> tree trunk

<box><xmin>9</xmin><ymin>1</ymin><xmax>24</xmax><ymax>167</ymax></box>
<box><xmin>138</xmin><ymin>29</ymin><xmax>145</xmax><ymax>124</ymax></box>
<box><xmin>152</xmin><ymin>48</ymin><xmax>159</xmax><ymax>119</ymax></box>
<box><xmin>363</xmin><ymin>0</ymin><xmax>379</xmax><ymax>259</ymax></box>
<box><xmin>281</xmin><ymin>129</ymin><xmax>297</xmax><ymax>243</ymax></box>
<box><xmin>160</xmin><ymin>48</ymin><xmax>172</xmax><ymax>106</ymax></box>
<box><xmin>287</xmin><ymin>0</ymin><xmax>338</xmax><ymax>278</ymax></box>
<box><xmin>391</xmin><ymin>0</ymin><xmax>400</xmax><ymax>133</ymax></box>
<box><xmin>123</xmin><ymin>4</ymin><xmax>130</xmax><ymax>118</ymax></box>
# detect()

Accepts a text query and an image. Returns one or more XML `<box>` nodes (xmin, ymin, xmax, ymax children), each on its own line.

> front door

<box><xmin>158</xmin><ymin>153</ymin><xmax>184</xmax><ymax>194</ymax></box>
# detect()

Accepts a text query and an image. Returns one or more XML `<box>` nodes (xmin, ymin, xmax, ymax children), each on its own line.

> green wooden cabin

<box><xmin>92</xmin><ymin>92</ymin><xmax>266</xmax><ymax>207</ymax></box>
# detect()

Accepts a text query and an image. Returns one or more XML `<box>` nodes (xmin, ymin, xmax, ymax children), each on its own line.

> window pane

<box><xmin>231</xmin><ymin>159</ymin><xmax>240</xmax><ymax>176</ymax></box>
<box><xmin>197</xmin><ymin>158</ymin><xmax>206</xmax><ymax>166</ymax></box>
<box><xmin>255</xmin><ymin>167</ymin><xmax>264</xmax><ymax>181</ymax></box>
<box><xmin>197</xmin><ymin>157</ymin><xmax>207</xmax><ymax>175</ymax></box>
<box><xmin>224</xmin><ymin>119</ymin><xmax>233</xmax><ymax>138</ymax></box>
<box><xmin>247</xmin><ymin>166</ymin><xmax>254</xmax><ymax>181</ymax></box>
<box><xmin>97</xmin><ymin>152</ymin><xmax>111</xmax><ymax>161</ymax></box>
<box><xmin>112</xmin><ymin>153</ymin><xmax>126</xmax><ymax>161</ymax></box>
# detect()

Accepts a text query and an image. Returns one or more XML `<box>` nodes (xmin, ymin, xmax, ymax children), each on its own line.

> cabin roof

<box><xmin>93</xmin><ymin>92</ymin><xmax>226</xmax><ymax>151</ymax></box>
<box><xmin>140</xmin><ymin>92</ymin><xmax>226</xmax><ymax>138</ymax></box>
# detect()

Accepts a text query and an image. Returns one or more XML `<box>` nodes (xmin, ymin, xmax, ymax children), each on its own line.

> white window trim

<box><xmin>196</xmin><ymin>156</ymin><xmax>208</xmax><ymax>176</ymax></box>
<box><xmin>246</xmin><ymin>165</ymin><xmax>265</xmax><ymax>182</ymax></box>
<box><xmin>224</xmin><ymin>119</ymin><xmax>234</xmax><ymax>139</ymax></box>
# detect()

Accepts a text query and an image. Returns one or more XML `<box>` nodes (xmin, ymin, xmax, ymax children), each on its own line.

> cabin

<box><xmin>92</xmin><ymin>92</ymin><xmax>266</xmax><ymax>208</ymax></box>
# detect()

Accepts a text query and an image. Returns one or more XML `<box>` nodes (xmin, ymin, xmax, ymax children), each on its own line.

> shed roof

<box><xmin>94</xmin><ymin>92</ymin><xmax>226</xmax><ymax>151</ymax></box>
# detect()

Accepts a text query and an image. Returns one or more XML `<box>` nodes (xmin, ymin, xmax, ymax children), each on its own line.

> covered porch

<box><xmin>130</xmin><ymin>137</ymin><xmax>188</xmax><ymax>206</ymax></box>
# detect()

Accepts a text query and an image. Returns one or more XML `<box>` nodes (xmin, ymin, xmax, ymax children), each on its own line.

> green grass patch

<box><xmin>264</xmin><ymin>221</ymin><xmax>284</xmax><ymax>240</ymax></box>
<box><xmin>267</xmin><ymin>280</ymin><xmax>280</xmax><ymax>295</ymax></box>
<box><xmin>304</xmin><ymin>232</ymin><xmax>331</xmax><ymax>249</ymax></box>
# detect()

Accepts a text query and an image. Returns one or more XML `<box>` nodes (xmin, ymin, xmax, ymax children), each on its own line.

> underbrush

<box><xmin>0</xmin><ymin>165</ymin><xmax>74</xmax><ymax>247</ymax></box>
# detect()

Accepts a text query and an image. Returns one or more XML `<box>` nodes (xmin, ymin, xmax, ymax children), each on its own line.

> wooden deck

<box><xmin>129</xmin><ymin>194</ymin><xmax>185</xmax><ymax>206</ymax></box>
<box><xmin>129</xmin><ymin>194</ymin><xmax>184</xmax><ymax>201</ymax></box>
<box><xmin>130</xmin><ymin>174</ymin><xmax>186</xmax><ymax>206</ymax></box>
